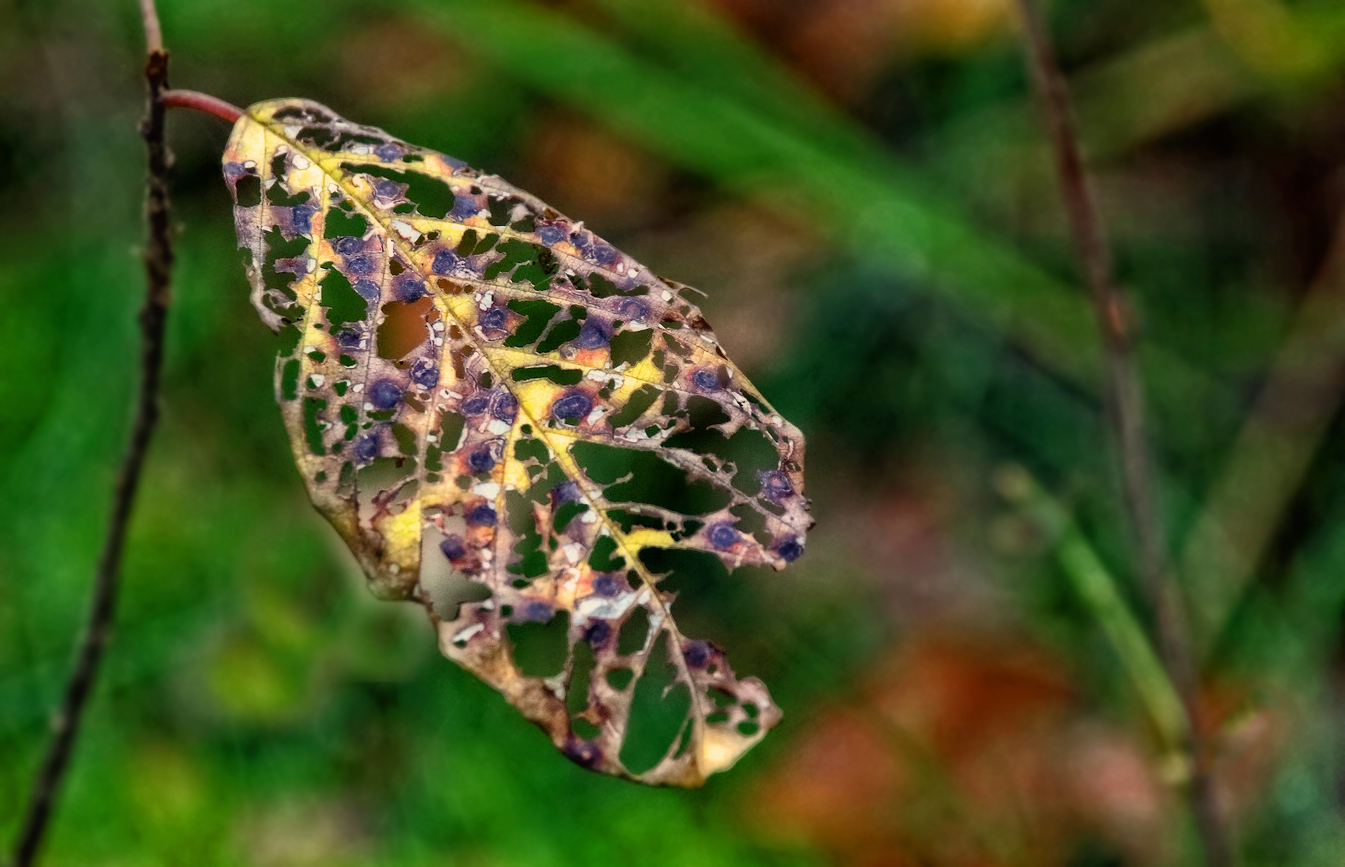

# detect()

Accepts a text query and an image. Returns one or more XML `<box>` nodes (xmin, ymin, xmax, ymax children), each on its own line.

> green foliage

<box><xmin>8</xmin><ymin>0</ymin><xmax>1345</xmax><ymax>863</ymax></box>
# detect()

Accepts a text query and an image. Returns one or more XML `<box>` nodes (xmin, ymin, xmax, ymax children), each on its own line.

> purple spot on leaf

<box><xmin>564</xmin><ymin>738</ymin><xmax>602</xmax><ymax>769</ymax></box>
<box><xmin>450</xmin><ymin>195</ymin><xmax>477</xmax><ymax>220</ymax></box>
<box><xmin>552</xmin><ymin>391</ymin><xmax>593</xmax><ymax>422</ymax></box>
<box><xmin>393</xmin><ymin>273</ymin><xmax>425</xmax><ymax>301</ymax></box>
<box><xmin>521</xmin><ymin>600</ymin><xmax>553</xmax><ymax>622</ymax></box>
<box><xmin>291</xmin><ymin>203</ymin><xmax>318</xmax><ymax>234</ymax></box>
<box><xmin>777</xmin><ymin>538</ymin><xmax>804</xmax><ymax>562</ymax></box>
<box><xmin>467</xmin><ymin>445</ymin><xmax>496</xmax><ymax>473</ymax></box>
<box><xmin>376</xmin><ymin>143</ymin><xmax>405</xmax><ymax>162</ymax></box>
<box><xmin>432</xmin><ymin>251</ymin><xmax>459</xmax><ymax>275</ymax></box>
<box><xmin>552</xmin><ymin>481</ymin><xmax>580</xmax><ymax>505</ymax></box>
<box><xmin>758</xmin><ymin>470</ymin><xmax>794</xmax><ymax>502</ymax></box>
<box><xmin>492</xmin><ymin>390</ymin><xmax>518</xmax><ymax>421</ymax></box>
<box><xmin>707</xmin><ymin>522</ymin><xmax>738</xmax><ymax>550</ymax></box>
<box><xmin>572</xmin><ymin>321</ymin><xmax>609</xmax><ymax>350</ymax></box>
<box><xmin>618</xmin><ymin>299</ymin><xmax>648</xmax><ymax>322</ymax></box>
<box><xmin>354</xmin><ymin>432</ymin><xmax>380</xmax><ymax>464</ymax></box>
<box><xmin>591</xmin><ymin>573</ymin><xmax>620</xmax><ymax>597</ymax></box>
<box><xmin>345</xmin><ymin>255</ymin><xmax>375</xmax><ymax>277</ymax></box>
<box><xmin>410</xmin><ymin>359</ymin><xmax>438</xmax><ymax>390</ymax></box>
<box><xmin>353</xmin><ymin>279</ymin><xmax>380</xmax><ymax>302</ymax></box>
<box><xmin>333</xmin><ymin>236</ymin><xmax>363</xmax><ymax>255</ymax></box>
<box><xmin>587</xmin><ymin>241</ymin><xmax>617</xmax><ymax>265</ymax></box>
<box><xmin>467</xmin><ymin>504</ymin><xmax>497</xmax><ymax>527</ymax></box>
<box><xmin>368</xmin><ymin>378</ymin><xmax>402</xmax><ymax>411</ymax></box>
<box><xmin>439</xmin><ymin>535</ymin><xmax>467</xmax><ymax>561</ymax></box>
<box><xmin>478</xmin><ymin>307</ymin><xmax>509</xmax><ymax>338</ymax></box>
<box><xmin>462</xmin><ymin>393</ymin><xmax>490</xmax><ymax>416</ymax></box>
<box><xmin>683</xmin><ymin>641</ymin><xmax>713</xmax><ymax>668</ymax></box>
<box><xmin>583</xmin><ymin>621</ymin><xmax>611</xmax><ymax>645</ymax></box>
<box><xmin>692</xmin><ymin>369</ymin><xmax>721</xmax><ymax>391</ymax></box>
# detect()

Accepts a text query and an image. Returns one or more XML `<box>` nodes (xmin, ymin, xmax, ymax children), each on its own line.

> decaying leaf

<box><xmin>221</xmin><ymin>98</ymin><xmax>810</xmax><ymax>786</ymax></box>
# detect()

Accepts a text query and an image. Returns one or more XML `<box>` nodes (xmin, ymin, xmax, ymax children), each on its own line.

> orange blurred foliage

<box><xmin>744</xmin><ymin>632</ymin><xmax>1288</xmax><ymax>866</ymax></box>
<box><xmin>707</xmin><ymin>0</ymin><xmax>1015</xmax><ymax>99</ymax></box>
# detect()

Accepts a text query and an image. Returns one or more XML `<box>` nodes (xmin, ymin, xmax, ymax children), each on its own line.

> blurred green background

<box><xmin>6</xmin><ymin>0</ymin><xmax>1345</xmax><ymax>864</ymax></box>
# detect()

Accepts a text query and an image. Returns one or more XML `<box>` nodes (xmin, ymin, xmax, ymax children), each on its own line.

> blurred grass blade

<box><xmin>415</xmin><ymin>0</ymin><xmax>1224</xmax><ymax>428</ymax></box>
<box><xmin>416</xmin><ymin>0</ymin><xmax>1099</xmax><ymax>378</ymax></box>
<box><xmin>584</xmin><ymin>0</ymin><xmax>849</xmax><ymax>145</ymax></box>
<box><xmin>1001</xmin><ymin>467</ymin><xmax>1189</xmax><ymax>762</ymax></box>
<box><xmin>1180</xmin><ymin>216</ymin><xmax>1345</xmax><ymax>657</ymax></box>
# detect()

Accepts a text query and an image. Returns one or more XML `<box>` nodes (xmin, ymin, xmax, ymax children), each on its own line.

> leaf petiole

<box><xmin>160</xmin><ymin>89</ymin><xmax>243</xmax><ymax>124</ymax></box>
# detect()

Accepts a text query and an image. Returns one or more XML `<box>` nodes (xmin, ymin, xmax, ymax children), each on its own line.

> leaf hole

<box><xmin>609</xmin><ymin>329</ymin><xmax>654</xmax><ymax>368</ymax></box>
<box><xmin>320</xmin><ymin>269</ymin><xmax>370</xmax><ymax>329</ymax></box>
<box><xmin>345</xmin><ymin>163</ymin><xmax>457</xmax><ymax>219</ymax></box>
<box><xmin>280</xmin><ymin>359</ymin><xmax>301</xmax><ymax>401</ymax></box>
<box><xmin>607</xmin><ymin>384</ymin><xmax>659</xmax><ymax>429</ymax></box>
<box><xmin>233</xmin><ymin>173</ymin><xmax>261</xmax><ymax>207</ymax></box>
<box><xmin>438</xmin><ymin>413</ymin><xmax>466</xmax><ymax>453</ymax></box>
<box><xmin>588</xmin><ymin>536</ymin><xmax>625</xmax><ymax>572</ymax></box>
<box><xmin>568</xmin><ymin>641</ymin><xmax>596</xmax><ymax>718</ymax></box>
<box><xmin>512</xmin><ymin>365</ymin><xmax>583</xmax><ymax>386</ymax></box>
<box><xmin>486</xmin><ymin>195</ymin><xmax>519</xmax><ymax>227</ymax></box>
<box><xmin>573</xmin><ymin>441</ymin><xmax>733</xmax><ymax>517</ymax></box>
<box><xmin>504</xmin><ymin>299</ymin><xmax>561</xmax><ymax>348</ymax></box>
<box><xmin>420</xmin><ymin>526</ymin><xmax>492</xmax><ymax>620</ymax></box>
<box><xmin>323</xmin><ymin>209</ymin><xmax>368</xmax><ymax>239</ymax></box>
<box><xmin>710</xmin><ymin>688</ymin><xmax>735</xmax><ymax>709</ymax></box>
<box><xmin>377</xmin><ymin>297</ymin><xmax>433</xmax><ymax>360</ymax></box>
<box><xmin>507</xmin><ymin>611</ymin><xmax>570</xmax><ymax>678</ymax></box>
<box><xmin>619</xmin><ymin>637</ymin><xmax>690</xmax><ymax>775</ymax></box>
<box><xmin>617</xmin><ymin>607</ymin><xmax>650</xmax><ymax>656</ymax></box>
<box><xmin>537</xmin><ymin>315</ymin><xmax>582</xmax><ymax>354</ymax></box>
<box><xmin>554</xmin><ymin>501</ymin><xmax>587</xmax><ymax>533</ymax></box>
<box><xmin>302</xmin><ymin>398</ymin><xmax>328</xmax><ymax>455</ymax></box>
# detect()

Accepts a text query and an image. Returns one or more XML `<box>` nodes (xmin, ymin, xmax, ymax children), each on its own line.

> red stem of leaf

<box><xmin>161</xmin><ymin>89</ymin><xmax>244</xmax><ymax>124</ymax></box>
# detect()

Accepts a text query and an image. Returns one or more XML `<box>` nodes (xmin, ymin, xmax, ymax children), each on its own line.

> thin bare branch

<box><xmin>1011</xmin><ymin>2</ymin><xmax>1235</xmax><ymax>866</ymax></box>
<box><xmin>138</xmin><ymin>0</ymin><xmax>162</xmax><ymax>54</ymax></box>
<box><xmin>10</xmin><ymin>9</ymin><xmax>173</xmax><ymax>866</ymax></box>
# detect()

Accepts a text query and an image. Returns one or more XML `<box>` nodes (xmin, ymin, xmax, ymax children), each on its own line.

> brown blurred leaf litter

<box><xmin>222</xmin><ymin>98</ymin><xmax>811</xmax><ymax>786</ymax></box>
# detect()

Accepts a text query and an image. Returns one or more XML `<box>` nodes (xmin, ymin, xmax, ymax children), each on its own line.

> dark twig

<box><xmin>1011</xmin><ymin>2</ymin><xmax>1235</xmax><ymax>866</ymax></box>
<box><xmin>10</xmin><ymin>7</ymin><xmax>173</xmax><ymax>866</ymax></box>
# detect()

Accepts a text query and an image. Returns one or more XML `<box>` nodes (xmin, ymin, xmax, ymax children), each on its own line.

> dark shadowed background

<box><xmin>5</xmin><ymin>0</ymin><xmax>1345</xmax><ymax>864</ymax></box>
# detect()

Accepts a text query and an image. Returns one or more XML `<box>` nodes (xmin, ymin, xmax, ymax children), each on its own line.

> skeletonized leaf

<box><xmin>222</xmin><ymin>98</ymin><xmax>810</xmax><ymax>786</ymax></box>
